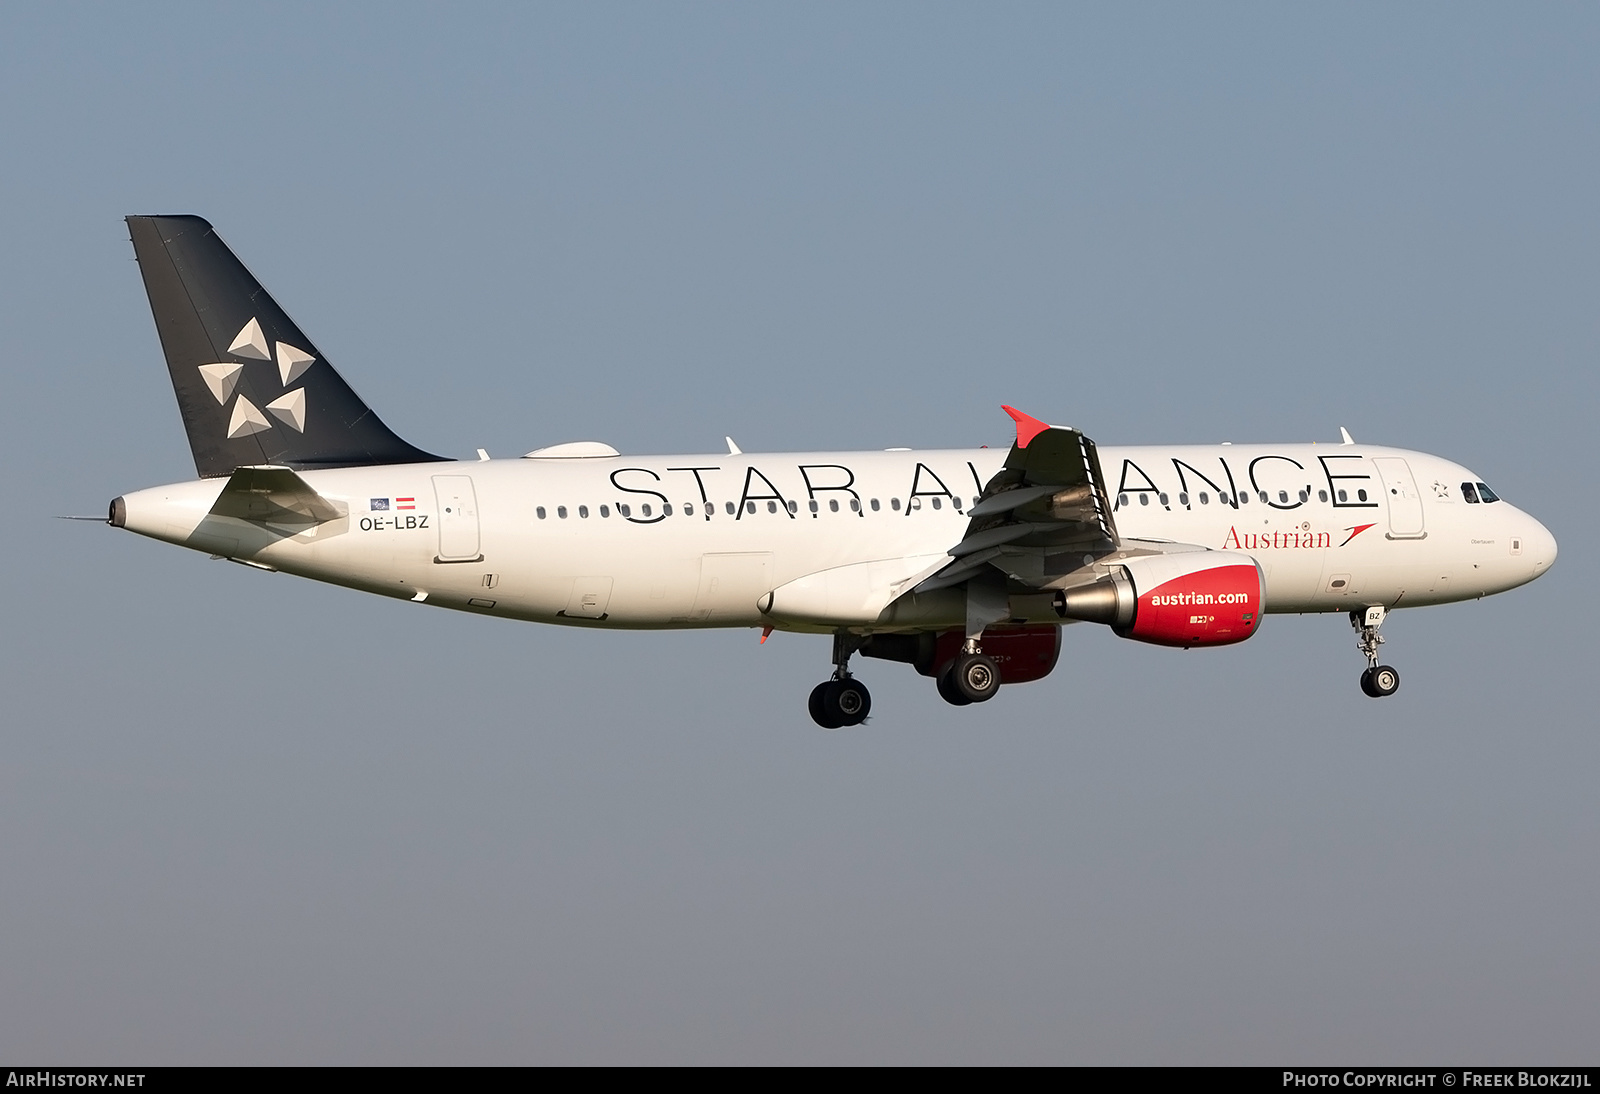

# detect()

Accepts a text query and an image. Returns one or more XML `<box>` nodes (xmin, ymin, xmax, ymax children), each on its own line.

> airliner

<box><xmin>107</xmin><ymin>216</ymin><xmax>1558</xmax><ymax>727</ymax></box>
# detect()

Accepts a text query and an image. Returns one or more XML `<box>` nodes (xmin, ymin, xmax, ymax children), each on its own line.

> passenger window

<box><xmin>1199</xmin><ymin>492</ymin><xmax>1209</xmax><ymax>505</ymax></box>
<box><xmin>892</xmin><ymin>498</ymin><xmax>902</xmax><ymax>511</ymax></box>
<box><xmin>1461</xmin><ymin>482</ymin><xmax>1480</xmax><ymax>503</ymax></box>
<box><xmin>725</xmin><ymin>502</ymin><xmax>736</xmax><ymax>515</ymax></box>
<box><xmin>949</xmin><ymin>497</ymin><xmax>960</xmax><ymax>511</ymax></box>
<box><xmin>972</xmin><ymin>497</ymin><xmax>980</xmax><ymax>508</ymax></box>
<box><xmin>1119</xmin><ymin>493</ymin><xmax>1128</xmax><ymax>506</ymax></box>
<box><xmin>931</xmin><ymin>497</ymin><xmax>942</xmax><ymax>510</ymax></box>
<box><xmin>1158</xmin><ymin>493</ymin><xmax>1169</xmax><ymax>506</ymax></box>
<box><xmin>1337</xmin><ymin>490</ymin><xmax>1347</xmax><ymax>503</ymax></box>
<box><xmin>1259</xmin><ymin>491</ymin><xmax>1269</xmax><ymax>504</ymax></box>
<box><xmin>1239</xmin><ymin>492</ymin><xmax>1248</xmax><ymax>505</ymax></box>
<box><xmin>1298</xmin><ymin>489</ymin><xmax>1308</xmax><ymax>503</ymax></box>
<box><xmin>641</xmin><ymin>504</ymin><xmax>652</xmax><ymax>517</ymax></box>
<box><xmin>683</xmin><ymin>502</ymin><xmax>694</xmax><ymax>515</ymax></box>
<box><xmin>788</xmin><ymin>500</ymin><xmax>798</xmax><ymax>514</ymax></box>
<box><xmin>1357</xmin><ymin>489</ymin><xmax>1368</xmax><ymax>502</ymax></box>
<box><xmin>1477</xmin><ymin>482</ymin><xmax>1500</xmax><ymax>503</ymax></box>
<box><xmin>616</xmin><ymin>504</ymin><xmax>629</xmax><ymax>517</ymax></box>
<box><xmin>558</xmin><ymin>506</ymin><xmax>568</xmax><ymax>519</ymax></box>
<box><xmin>578</xmin><ymin>505</ymin><xmax>589</xmax><ymax>518</ymax></box>
<box><xmin>851</xmin><ymin>499</ymin><xmax>861</xmax><ymax>512</ymax></box>
<box><xmin>1278</xmin><ymin>490</ymin><xmax>1288</xmax><ymax>504</ymax></box>
<box><xmin>662</xmin><ymin>503</ymin><xmax>672</xmax><ymax>516</ymax></box>
<box><xmin>536</xmin><ymin>506</ymin><xmax>546</xmax><ymax>519</ymax></box>
<box><xmin>746</xmin><ymin>501</ymin><xmax>757</xmax><ymax>514</ymax></box>
<box><xmin>1139</xmin><ymin>494</ymin><xmax>1149</xmax><ymax>506</ymax></box>
<box><xmin>870</xmin><ymin>499</ymin><xmax>880</xmax><ymax>511</ymax></box>
<box><xmin>600</xmin><ymin>505</ymin><xmax>610</xmax><ymax>517</ymax></box>
<box><xmin>911</xmin><ymin>498</ymin><xmax>922</xmax><ymax>510</ymax></box>
<box><xmin>1318</xmin><ymin>490</ymin><xmax>1328</xmax><ymax>502</ymax></box>
<box><xmin>829</xmin><ymin>499</ymin><xmax>840</xmax><ymax>512</ymax></box>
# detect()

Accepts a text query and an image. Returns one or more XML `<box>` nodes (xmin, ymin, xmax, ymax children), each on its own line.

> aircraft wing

<box><xmin>915</xmin><ymin>406</ymin><xmax>1120</xmax><ymax>594</ymax></box>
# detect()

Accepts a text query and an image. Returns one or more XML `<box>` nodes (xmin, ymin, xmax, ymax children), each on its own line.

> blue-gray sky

<box><xmin>1</xmin><ymin>2</ymin><xmax>1594</xmax><ymax>1064</ymax></box>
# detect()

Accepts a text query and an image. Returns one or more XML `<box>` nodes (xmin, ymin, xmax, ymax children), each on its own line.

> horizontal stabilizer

<box><xmin>208</xmin><ymin>466</ymin><xmax>343</xmax><ymax>525</ymax></box>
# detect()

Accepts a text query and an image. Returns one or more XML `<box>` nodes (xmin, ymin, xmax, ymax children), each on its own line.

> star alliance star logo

<box><xmin>196</xmin><ymin>317</ymin><xmax>314</xmax><ymax>439</ymax></box>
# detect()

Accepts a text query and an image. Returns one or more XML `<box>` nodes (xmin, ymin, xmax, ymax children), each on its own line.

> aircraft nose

<box><xmin>1525</xmin><ymin>514</ymin><xmax>1557</xmax><ymax>575</ymax></box>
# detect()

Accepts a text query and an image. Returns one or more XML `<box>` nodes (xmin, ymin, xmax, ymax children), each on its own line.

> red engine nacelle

<box><xmin>1055</xmin><ymin>551</ymin><xmax>1264</xmax><ymax>647</ymax></box>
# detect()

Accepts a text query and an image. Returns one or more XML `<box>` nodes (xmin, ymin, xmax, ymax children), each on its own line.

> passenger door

<box><xmin>1374</xmin><ymin>458</ymin><xmax>1425</xmax><ymax>539</ymax></box>
<box><xmin>432</xmin><ymin>474</ymin><xmax>483</xmax><ymax>562</ymax></box>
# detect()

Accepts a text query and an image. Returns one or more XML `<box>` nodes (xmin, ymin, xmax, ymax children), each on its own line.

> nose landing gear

<box><xmin>808</xmin><ymin>633</ymin><xmax>872</xmax><ymax>729</ymax></box>
<box><xmin>1353</xmin><ymin>605</ymin><xmax>1400</xmax><ymax>698</ymax></box>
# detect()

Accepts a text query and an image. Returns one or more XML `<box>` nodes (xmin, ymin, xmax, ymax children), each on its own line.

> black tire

<box><xmin>1370</xmin><ymin>665</ymin><xmax>1400</xmax><ymax>697</ymax></box>
<box><xmin>1359</xmin><ymin>667</ymin><xmax>1378</xmax><ymax>697</ymax></box>
<box><xmin>952</xmin><ymin>652</ymin><xmax>1001</xmax><ymax>703</ymax></box>
<box><xmin>936</xmin><ymin>668</ymin><xmax>973</xmax><ymax>706</ymax></box>
<box><xmin>823</xmin><ymin>678</ymin><xmax>871</xmax><ymax>726</ymax></box>
<box><xmin>809</xmin><ymin>682</ymin><xmax>842</xmax><ymax>728</ymax></box>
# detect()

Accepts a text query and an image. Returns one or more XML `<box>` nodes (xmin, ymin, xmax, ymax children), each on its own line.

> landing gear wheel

<box><xmin>809</xmin><ymin>679</ymin><xmax>870</xmax><ymax>727</ymax></box>
<box><xmin>1367</xmin><ymin>665</ymin><xmax>1400</xmax><ymax>698</ymax></box>
<box><xmin>809</xmin><ymin>682</ymin><xmax>841</xmax><ymax>729</ymax></box>
<box><xmin>824</xmin><ymin>678</ymin><xmax>871</xmax><ymax>726</ymax></box>
<box><xmin>1359</xmin><ymin>668</ymin><xmax>1378</xmax><ymax>697</ymax></box>
<box><xmin>950</xmin><ymin>652</ymin><xmax>1001</xmax><ymax>703</ymax></box>
<box><xmin>936</xmin><ymin>669</ymin><xmax>973</xmax><ymax>706</ymax></box>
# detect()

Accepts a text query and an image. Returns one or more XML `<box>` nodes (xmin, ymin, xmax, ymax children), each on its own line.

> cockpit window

<box><xmin>1477</xmin><ymin>481</ymin><xmax>1501</xmax><ymax>503</ymax></box>
<box><xmin>1461</xmin><ymin>482</ymin><xmax>1480</xmax><ymax>504</ymax></box>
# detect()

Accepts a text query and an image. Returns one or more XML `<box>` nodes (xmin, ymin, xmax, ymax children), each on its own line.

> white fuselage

<box><xmin>116</xmin><ymin>442</ymin><xmax>1557</xmax><ymax>632</ymax></box>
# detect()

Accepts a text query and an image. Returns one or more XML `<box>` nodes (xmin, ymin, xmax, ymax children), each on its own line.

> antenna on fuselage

<box><xmin>725</xmin><ymin>436</ymin><xmax>742</xmax><ymax>455</ymax></box>
<box><xmin>1339</xmin><ymin>427</ymin><xmax>1356</xmax><ymax>445</ymax></box>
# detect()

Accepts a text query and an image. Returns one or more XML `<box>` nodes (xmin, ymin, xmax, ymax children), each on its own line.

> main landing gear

<box><xmin>808</xmin><ymin>633</ymin><xmax>872</xmax><ymax>729</ymax></box>
<box><xmin>935</xmin><ymin>642</ymin><xmax>1001</xmax><ymax>707</ymax></box>
<box><xmin>806</xmin><ymin>632</ymin><xmax>1005</xmax><ymax>726</ymax></box>
<box><xmin>1352</xmin><ymin>605</ymin><xmax>1400</xmax><ymax>698</ymax></box>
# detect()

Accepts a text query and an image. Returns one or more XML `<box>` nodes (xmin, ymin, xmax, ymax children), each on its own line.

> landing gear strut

<box><xmin>808</xmin><ymin>633</ymin><xmax>872</xmax><ymax>729</ymax></box>
<box><xmin>1352</xmin><ymin>605</ymin><xmax>1400</xmax><ymax>698</ymax></box>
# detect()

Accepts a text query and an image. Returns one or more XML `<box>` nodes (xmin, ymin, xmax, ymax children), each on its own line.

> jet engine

<box><xmin>1054</xmin><ymin>551</ymin><xmax>1264</xmax><ymax>647</ymax></box>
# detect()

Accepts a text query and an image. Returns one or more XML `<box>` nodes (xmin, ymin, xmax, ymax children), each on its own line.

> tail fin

<box><xmin>126</xmin><ymin>215</ymin><xmax>447</xmax><ymax>477</ymax></box>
